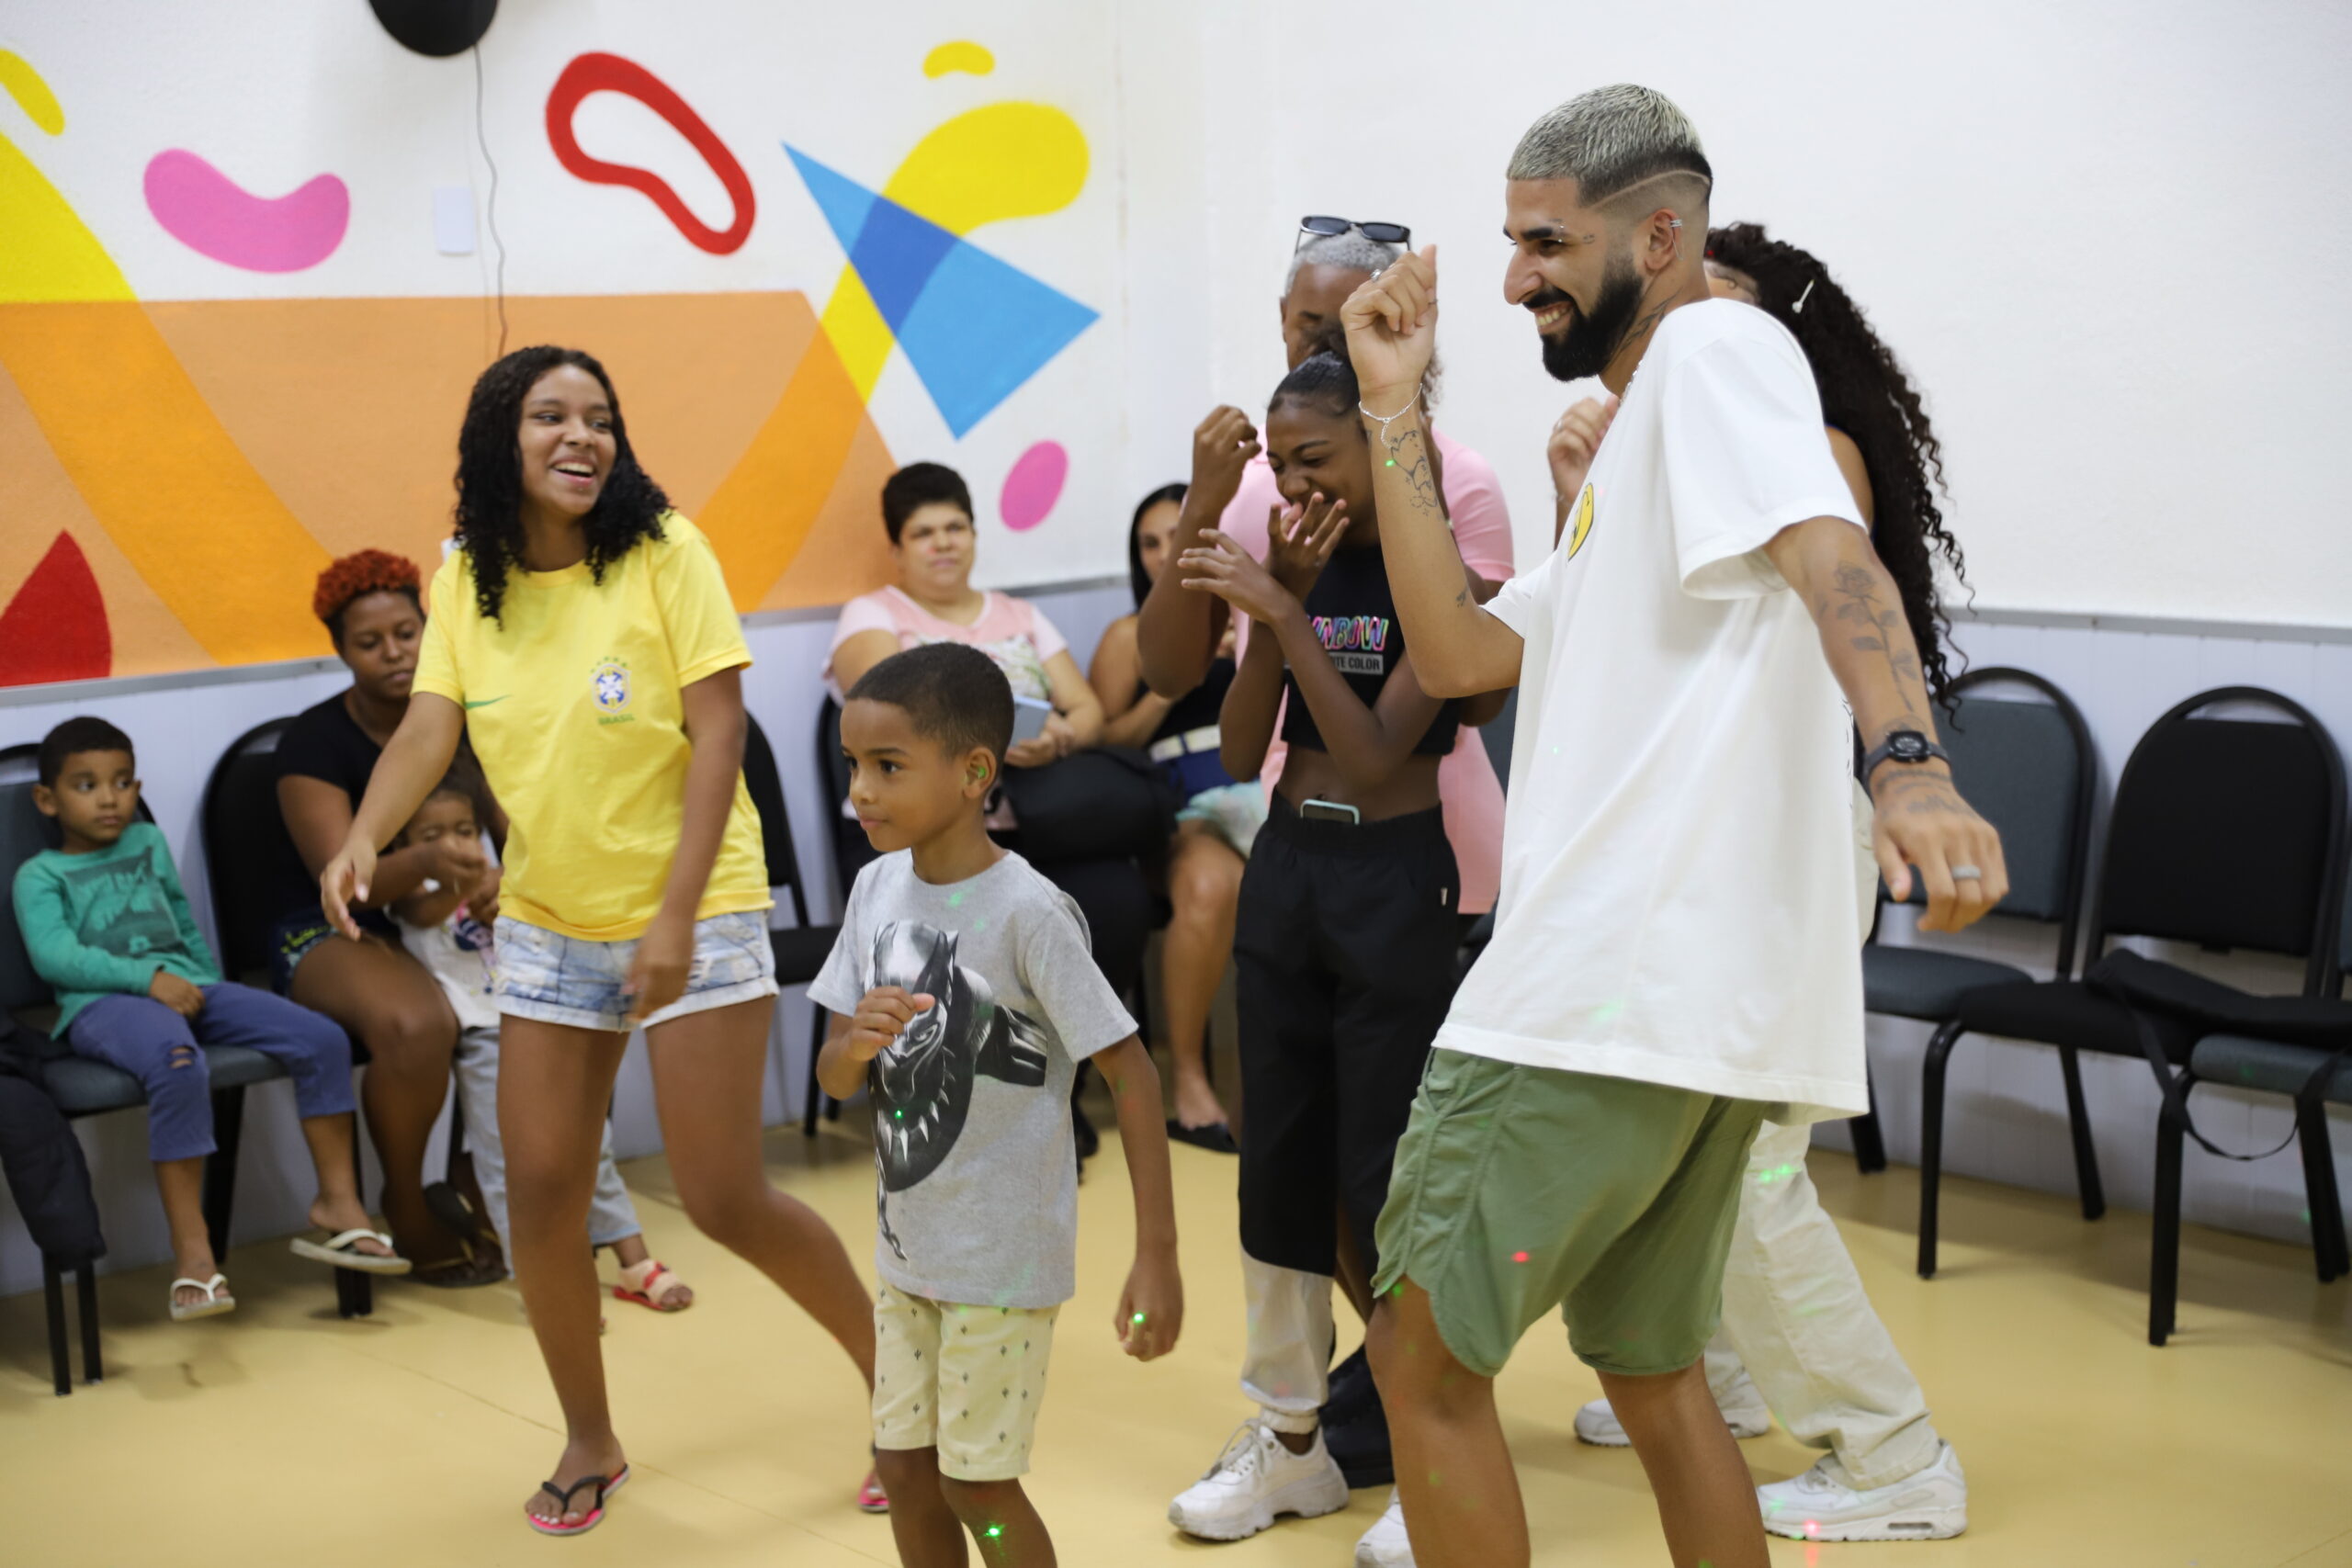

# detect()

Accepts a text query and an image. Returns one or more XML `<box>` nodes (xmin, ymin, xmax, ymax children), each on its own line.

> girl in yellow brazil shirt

<box><xmin>323</xmin><ymin>347</ymin><xmax>882</xmax><ymax>1536</ymax></box>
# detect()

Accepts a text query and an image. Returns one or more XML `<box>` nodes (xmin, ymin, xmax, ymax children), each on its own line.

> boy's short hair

<box><xmin>846</xmin><ymin>644</ymin><xmax>1015</xmax><ymax>765</ymax></box>
<box><xmin>38</xmin><ymin>716</ymin><xmax>134</xmax><ymax>787</ymax></box>
<box><xmin>881</xmin><ymin>462</ymin><xmax>974</xmax><ymax>545</ymax></box>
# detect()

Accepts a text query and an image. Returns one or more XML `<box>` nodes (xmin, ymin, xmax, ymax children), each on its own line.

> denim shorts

<box><xmin>492</xmin><ymin>909</ymin><xmax>778</xmax><ymax>1032</ymax></box>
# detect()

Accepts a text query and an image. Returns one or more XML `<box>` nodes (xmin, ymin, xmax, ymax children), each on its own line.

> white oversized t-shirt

<box><xmin>1447</xmin><ymin>299</ymin><xmax>1868</xmax><ymax>1121</ymax></box>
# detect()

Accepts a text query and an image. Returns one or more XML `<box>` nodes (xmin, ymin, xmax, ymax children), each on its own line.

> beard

<box><xmin>1535</xmin><ymin>251</ymin><xmax>1645</xmax><ymax>382</ymax></box>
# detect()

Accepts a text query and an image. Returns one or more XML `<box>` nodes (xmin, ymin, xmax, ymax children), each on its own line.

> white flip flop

<box><xmin>289</xmin><ymin>1227</ymin><xmax>413</xmax><ymax>1275</ymax></box>
<box><xmin>169</xmin><ymin>1273</ymin><xmax>236</xmax><ymax>1321</ymax></box>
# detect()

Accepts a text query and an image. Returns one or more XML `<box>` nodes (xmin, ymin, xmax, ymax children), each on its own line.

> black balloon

<box><xmin>368</xmin><ymin>0</ymin><xmax>497</xmax><ymax>57</ymax></box>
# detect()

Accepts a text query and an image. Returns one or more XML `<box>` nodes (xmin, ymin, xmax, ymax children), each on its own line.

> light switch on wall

<box><xmin>433</xmin><ymin>186</ymin><xmax>477</xmax><ymax>254</ymax></box>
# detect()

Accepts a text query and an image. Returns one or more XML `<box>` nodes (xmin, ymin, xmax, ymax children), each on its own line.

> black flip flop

<box><xmin>1167</xmin><ymin>1119</ymin><xmax>1239</xmax><ymax>1155</ymax></box>
<box><xmin>526</xmin><ymin>1463</ymin><xmax>630</xmax><ymax>1537</ymax></box>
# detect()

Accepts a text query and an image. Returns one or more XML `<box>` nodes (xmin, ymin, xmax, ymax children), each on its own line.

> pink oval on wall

<box><xmin>143</xmin><ymin>150</ymin><xmax>349</xmax><ymax>273</ymax></box>
<box><xmin>1000</xmin><ymin>441</ymin><xmax>1068</xmax><ymax>532</ymax></box>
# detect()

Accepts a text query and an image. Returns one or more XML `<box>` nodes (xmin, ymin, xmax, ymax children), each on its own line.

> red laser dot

<box><xmin>1512</xmin><ymin>1250</ymin><xmax>1530</xmax><ymax>1263</ymax></box>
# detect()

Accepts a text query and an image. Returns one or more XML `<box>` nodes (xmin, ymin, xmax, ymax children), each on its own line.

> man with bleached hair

<box><xmin>1339</xmin><ymin>85</ymin><xmax>2007</xmax><ymax>1568</ymax></box>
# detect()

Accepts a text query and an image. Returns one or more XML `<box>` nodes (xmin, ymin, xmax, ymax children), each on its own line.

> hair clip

<box><xmin>1792</xmin><ymin>279</ymin><xmax>1815</xmax><ymax>314</ymax></box>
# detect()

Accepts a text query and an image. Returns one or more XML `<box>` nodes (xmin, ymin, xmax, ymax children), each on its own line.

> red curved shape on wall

<box><xmin>0</xmin><ymin>533</ymin><xmax>110</xmax><ymax>686</ymax></box>
<box><xmin>546</xmin><ymin>51</ymin><xmax>755</xmax><ymax>255</ymax></box>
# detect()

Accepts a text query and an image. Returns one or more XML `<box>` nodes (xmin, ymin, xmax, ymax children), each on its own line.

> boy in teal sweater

<box><xmin>13</xmin><ymin>717</ymin><xmax>407</xmax><ymax>1320</ymax></box>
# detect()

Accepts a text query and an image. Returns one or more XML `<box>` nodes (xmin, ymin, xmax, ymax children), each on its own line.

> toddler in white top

<box><xmin>390</xmin><ymin>777</ymin><xmax>690</xmax><ymax>1313</ymax></box>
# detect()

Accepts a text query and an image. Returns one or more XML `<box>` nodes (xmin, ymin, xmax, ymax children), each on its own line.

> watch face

<box><xmin>1889</xmin><ymin>732</ymin><xmax>1929</xmax><ymax>761</ymax></box>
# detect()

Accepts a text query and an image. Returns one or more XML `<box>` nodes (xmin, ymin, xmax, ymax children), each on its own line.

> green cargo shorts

<box><xmin>1371</xmin><ymin>1049</ymin><xmax>1766</xmax><ymax>1378</ymax></box>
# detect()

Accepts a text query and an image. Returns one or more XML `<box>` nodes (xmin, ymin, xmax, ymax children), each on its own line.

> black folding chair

<box><xmin>197</xmin><ymin>718</ymin><xmax>372</xmax><ymax>1319</ymax></box>
<box><xmin>1</xmin><ymin>743</ymin><xmax>286</xmax><ymax>1382</ymax></box>
<box><xmin>2150</xmin><ymin>865</ymin><xmax>2352</xmax><ymax>1344</ymax></box>
<box><xmin>1916</xmin><ymin>686</ymin><xmax>2346</xmax><ymax>1281</ymax></box>
<box><xmin>1853</xmin><ymin>668</ymin><xmax>2100</xmax><ymax>1171</ymax></box>
<box><xmin>740</xmin><ymin>714</ymin><xmax>842</xmax><ymax>1136</ymax></box>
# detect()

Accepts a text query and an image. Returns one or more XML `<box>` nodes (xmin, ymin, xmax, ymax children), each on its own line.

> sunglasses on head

<box><xmin>1296</xmin><ymin>215</ymin><xmax>1411</xmax><ymax>249</ymax></box>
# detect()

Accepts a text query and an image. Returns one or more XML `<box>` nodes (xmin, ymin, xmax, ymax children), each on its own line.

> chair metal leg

<box><xmin>1917</xmin><ymin>1021</ymin><xmax>1963</xmax><ymax>1279</ymax></box>
<box><xmin>802</xmin><ymin>998</ymin><xmax>831</xmax><ymax>1136</ymax></box>
<box><xmin>2056</xmin><ymin>1046</ymin><xmax>2107</xmax><ymax>1221</ymax></box>
<box><xmin>76</xmin><ymin>1260</ymin><xmax>101</xmax><ymax>1383</ymax></box>
<box><xmin>1849</xmin><ymin>1062</ymin><xmax>1888</xmax><ymax>1174</ymax></box>
<box><xmin>2293</xmin><ymin>1097</ymin><xmax>2346</xmax><ymax>1282</ymax></box>
<box><xmin>201</xmin><ymin>1086</ymin><xmax>245</xmax><ymax>1260</ymax></box>
<box><xmin>2150</xmin><ymin>1085</ymin><xmax>2188</xmax><ymax>1347</ymax></box>
<box><xmin>338</xmin><ymin>1134</ymin><xmax>373</xmax><ymax>1317</ymax></box>
<box><xmin>43</xmin><ymin>1258</ymin><xmax>70</xmax><ymax>1397</ymax></box>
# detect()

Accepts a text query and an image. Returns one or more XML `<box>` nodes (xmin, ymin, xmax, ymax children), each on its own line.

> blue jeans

<box><xmin>67</xmin><ymin>984</ymin><xmax>357</xmax><ymax>1163</ymax></box>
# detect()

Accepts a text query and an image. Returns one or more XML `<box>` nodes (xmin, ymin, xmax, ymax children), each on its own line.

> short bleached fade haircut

<box><xmin>1283</xmin><ymin>229</ymin><xmax>1402</xmax><ymax>296</ymax></box>
<box><xmin>1507</xmin><ymin>84</ymin><xmax>1713</xmax><ymax>203</ymax></box>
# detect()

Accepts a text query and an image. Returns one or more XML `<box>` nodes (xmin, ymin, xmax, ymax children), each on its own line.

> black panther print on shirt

<box><xmin>865</xmin><ymin>919</ymin><xmax>1048</xmax><ymax>1258</ymax></box>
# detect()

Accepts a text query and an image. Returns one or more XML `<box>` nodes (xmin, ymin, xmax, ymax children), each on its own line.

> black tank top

<box><xmin>1138</xmin><ymin>656</ymin><xmax>1235</xmax><ymax>742</ymax></box>
<box><xmin>1280</xmin><ymin>546</ymin><xmax>1458</xmax><ymax>759</ymax></box>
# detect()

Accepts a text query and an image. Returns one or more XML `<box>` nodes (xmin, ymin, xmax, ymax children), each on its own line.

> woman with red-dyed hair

<box><xmin>260</xmin><ymin>549</ymin><xmax>503</xmax><ymax>1283</ymax></box>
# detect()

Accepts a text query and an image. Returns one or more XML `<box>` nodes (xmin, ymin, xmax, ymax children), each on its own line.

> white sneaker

<box><xmin>1169</xmin><ymin>1419</ymin><xmax>1351</xmax><ymax>1541</ymax></box>
<box><xmin>1353</xmin><ymin>1488</ymin><xmax>1414</xmax><ymax>1566</ymax></box>
<box><xmin>1572</xmin><ymin>1369</ymin><xmax>1772</xmax><ymax>1446</ymax></box>
<box><xmin>1758</xmin><ymin>1440</ymin><xmax>1968</xmax><ymax>1542</ymax></box>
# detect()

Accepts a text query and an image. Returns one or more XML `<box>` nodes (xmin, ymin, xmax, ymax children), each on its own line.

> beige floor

<box><xmin>5</xmin><ymin>1107</ymin><xmax>2349</xmax><ymax>1568</ymax></box>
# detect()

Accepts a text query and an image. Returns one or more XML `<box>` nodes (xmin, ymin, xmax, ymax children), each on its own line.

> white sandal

<box><xmin>290</xmin><ymin>1227</ymin><xmax>413</xmax><ymax>1275</ymax></box>
<box><xmin>169</xmin><ymin>1273</ymin><xmax>235</xmax><ymax>1321</ymax></box>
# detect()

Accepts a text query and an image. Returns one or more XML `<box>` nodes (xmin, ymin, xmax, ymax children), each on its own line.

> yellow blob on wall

<box><xmin>0</xmin><ymin>51</ymin><xmax>65</xmax><ymax>135</ymax></box>
<box><xmin>882</xmin><ymin>102</ymin><xmax>1088</xmax><ymax>236</ymax></box>
<box><xmin>922</xmin><ymin>41</ymin><xmax>994</xmax><ymax>78</ymax></box>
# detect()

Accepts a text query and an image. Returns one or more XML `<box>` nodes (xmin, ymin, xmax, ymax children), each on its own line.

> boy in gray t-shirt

<box><xmin>813</xmin><ymin>643</ymin><xmax>1182</xmax><ymax>1566</ymax></box>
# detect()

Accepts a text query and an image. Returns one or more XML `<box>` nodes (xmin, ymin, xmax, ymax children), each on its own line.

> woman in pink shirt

<box><xmin>827</xmin><ymin>463</ymin><xmax>1104</xmax><ymax>747</ymax></box>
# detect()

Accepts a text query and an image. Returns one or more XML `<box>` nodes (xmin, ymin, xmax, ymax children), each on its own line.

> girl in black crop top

<box><xmin>1160</xmin><ymin>338</ymin><xmax>1493</xmax><ymax>1493</ymax></box>
<box><xmin>1179</xmin><ymin>345</ymin><xmax>1465</xmax><ymax>826</ymax></box>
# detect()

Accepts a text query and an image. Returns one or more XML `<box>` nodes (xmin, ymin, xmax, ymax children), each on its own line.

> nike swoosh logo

<box><xmin>462</xmin><ymin>696</ymin><xmax>509</xmax><ymax>709</ymax></box>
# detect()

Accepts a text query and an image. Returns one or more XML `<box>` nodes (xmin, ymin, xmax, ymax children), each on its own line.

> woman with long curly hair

<box><xmin>321</xmin><ymin>346</ymin><xmax>881</xmax><ymax>1534</ymax></box>
<box><xmin>1703</xmin><ymin>223</ymin><xmax>1970</xmax><ymax>703</ymax></box>
<box><xmin>1550</xmin><ymin>226</ymin><xmax>1974</xmax><ymax>1543</ymax></box>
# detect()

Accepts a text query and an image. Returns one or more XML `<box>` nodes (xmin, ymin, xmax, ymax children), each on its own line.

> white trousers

<box><xmin>1238</xmin><ymin>1251</ymin><xmax>1333</xmax><ymax>1434</ymax></box>
<box><xmin>1706</xmin><ymin>1115</ymin><xmax>1943</xmax><ymax>1488</ymax></box>
<box><xmin>453</xmin><ymin>1023</ymin><xmax>641</xmax><ymax>1252</ymax></box>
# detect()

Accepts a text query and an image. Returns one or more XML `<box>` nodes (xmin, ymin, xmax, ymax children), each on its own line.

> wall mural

<box><xmin>0</xmin><ymin>8</ymin><xmax>1109</xmax><ymax>686</ymax></box>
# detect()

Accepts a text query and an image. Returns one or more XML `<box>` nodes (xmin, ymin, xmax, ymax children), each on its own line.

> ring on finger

<box><xmin>1950</xmin><ymin>864</ymin><xmax>1983</xmax><ymax>880</ymax></box>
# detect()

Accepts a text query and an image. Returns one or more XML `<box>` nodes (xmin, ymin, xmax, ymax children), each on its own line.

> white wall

<box><xmin>1133</xmin><ymin>0</ymin><xmax>2352</xmax><ymax>628</ymax></box>
<box><xmin>0</xmin><ymin>579</ymin><xmax>1132</xmax><ymax>1296</ymax></box>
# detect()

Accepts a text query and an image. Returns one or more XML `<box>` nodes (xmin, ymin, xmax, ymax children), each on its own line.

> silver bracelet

<box><xmin>1358</xmin><ymin>394</ymin><xmax>1422</xmax><ymax>462</ymax></box>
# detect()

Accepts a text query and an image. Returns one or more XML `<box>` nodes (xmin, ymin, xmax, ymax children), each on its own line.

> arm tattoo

<box><xmin>1829</xmin><ymin>559</ymin><xmax>1921</xmax><ymax>716</ymax></box>
<box><xmin>1379</xmin><ymin>426</ymin><xmax>1442</xmax><ymax>518</ymax></box>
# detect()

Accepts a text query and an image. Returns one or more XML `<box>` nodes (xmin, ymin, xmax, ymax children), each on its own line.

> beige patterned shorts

<box><xmin>872</xmin><ymin>1280</ymin><xmax>1059</xmax><ymax>1481</ymax></box>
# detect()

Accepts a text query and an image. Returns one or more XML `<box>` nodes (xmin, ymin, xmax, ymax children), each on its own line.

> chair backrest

<box><xmin>198</xmin><ymin>716</ymin><xmax>297</xmax><ymax>981</ymax></box>
<box><xmin>2092</xmin><ymin>685</ymin><xmax>2346</xmax><ymax>993</ymax></box>
<box><xmin>0</xmin><ymin>746</ymin><xmax>58</xmax><ymax>1014</ymax></box>
<box><xmin>0</xmin><ymin>740</ymin><xmax>160</xmax><ymax>1018</ymax></box>
<box><xmin>1892</xmin><ymin>666</ymin><xmax>2099</xmax><ymax>975</ymax></box>
<box><xmin>741</xmin><ymin>713</ymin><xmax>813</xmax><ymax>927</ymax></box>
<box><xmin>1481</xmin><ymin>686</ymin><xmax>1520</xmax><ymax>793</ymax></box>
<box><xmin>814</xmin><ymin>695</ymin><xmax>870</xmax><ymax>901</ymax></box>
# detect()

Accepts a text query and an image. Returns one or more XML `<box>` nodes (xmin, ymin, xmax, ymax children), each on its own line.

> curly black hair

<box><xmin>1706</xmin><ymin>224</ymin><xmax>1970</xmax><ymax>706</ymax></box>
<box><xmin>451</xmin><ymin>345</ymin><xmax>671</xmax><ymax>623</ymax></box>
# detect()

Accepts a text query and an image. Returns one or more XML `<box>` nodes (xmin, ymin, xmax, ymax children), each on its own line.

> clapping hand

<box><xmin>1190</xmin><ymin>406</ymin><xmax>1262</xmax><ymax>513</ymax></box>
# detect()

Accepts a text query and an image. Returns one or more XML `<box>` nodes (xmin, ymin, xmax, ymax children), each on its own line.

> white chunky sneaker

<box><xmin>1573</xmin><ymin>1369</ymin><xmax>1772</xmax><ymax>1446</ymax></box>
<box><xmin>1169</xmin><ymin>1419</ymin><xmax>1351</xmax><ymax>1541</ymax></box>
<box><xmin>1352</xmin><ymin>1488</ymin><xmax>1414</xmax><ymax>1566</ymax></box>
<box><xmin>1758</xmin><ymin>1440</ymin><xmax>1968</xmax><ymax>1542</ymax></box>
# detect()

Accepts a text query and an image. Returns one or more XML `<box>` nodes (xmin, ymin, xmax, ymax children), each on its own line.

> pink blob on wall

<box><xmin>143</xmin><ymin>150</ymin><xmax>349</xmax><ymax>272</ymax></box>
<box><xmin>1000</xmin><ymin>441</ymin><xmax>1068</xmax><ymax>532</ymax></box>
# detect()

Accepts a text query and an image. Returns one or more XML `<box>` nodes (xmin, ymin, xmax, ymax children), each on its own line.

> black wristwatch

<box><xmin>1862</xmin><ymin>729</ymin><xmax>1950</xmax><ymax>782</ymax></box>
